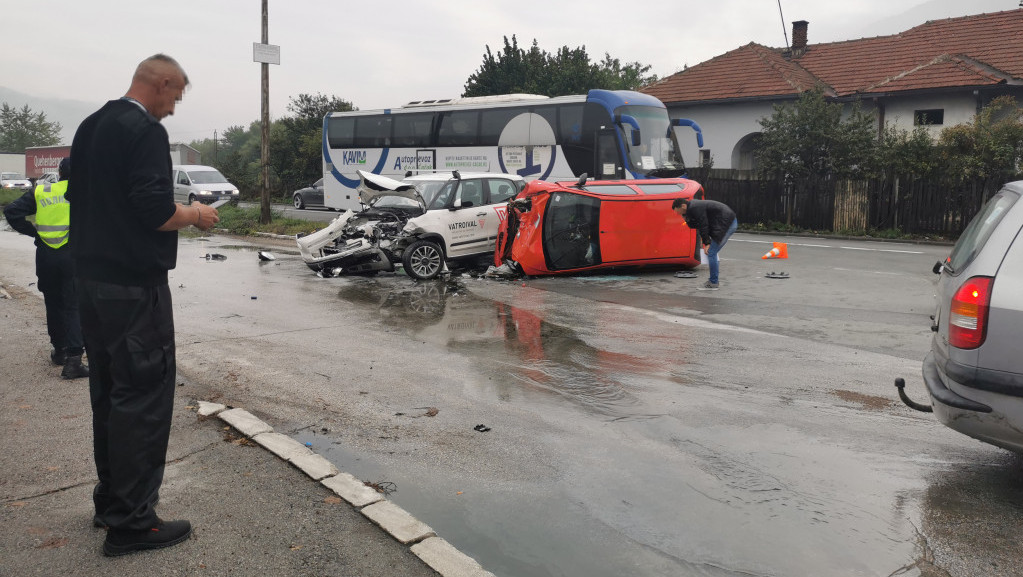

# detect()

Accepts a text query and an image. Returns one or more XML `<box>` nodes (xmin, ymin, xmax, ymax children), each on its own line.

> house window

<box><xmin>699</xmin><ymin>149</ymin><xmax>711</xmax><ymax>167</ymax></box>
<box><xmin>914</xmin><ymin>109</ymin><xmax>944</xmax><ymax>126</ymax></box>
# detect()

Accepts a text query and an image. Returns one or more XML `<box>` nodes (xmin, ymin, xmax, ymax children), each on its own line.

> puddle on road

<box><xmin>334</xmin><ymin>277</ymin><xmax>673</xmax><ymax>420</ymax></box>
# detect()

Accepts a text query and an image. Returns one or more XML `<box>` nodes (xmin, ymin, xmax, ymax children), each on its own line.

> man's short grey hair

<box><xmin>136</xmin><ymin>54</ymin><xmax>189</xmax><ymax>86</ymax></box>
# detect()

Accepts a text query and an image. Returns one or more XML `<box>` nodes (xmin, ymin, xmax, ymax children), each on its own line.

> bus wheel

<box><xmin>403</xmin><ymin>240</ymin><xmax>444</xmax><ymax>280</ymax></box>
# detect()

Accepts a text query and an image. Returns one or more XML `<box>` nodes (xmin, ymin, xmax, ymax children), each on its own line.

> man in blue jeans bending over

<box><xmin>672</xmin><ymin>198</ymin><xmax>738</xmax><ymax>290</ymax></box>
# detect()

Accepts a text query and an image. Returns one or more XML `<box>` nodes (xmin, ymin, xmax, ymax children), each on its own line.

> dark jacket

<box><xmin>3</xmin><ymin>189</ymin><xmax>44</xmax><ymax>247</ymax></box>
<box><xmin>67</xmin><ymin>99</ymin><xmax>177</xmax><ymax>287</ymax></box>
<box><xmin>684</xmin><ymin>199</ymin><xmax>737</xmax><ymax>245</ymax></box>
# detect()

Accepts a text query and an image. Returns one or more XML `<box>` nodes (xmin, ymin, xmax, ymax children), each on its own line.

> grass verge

<box><xmin>203</xmin><ymin>203</ymin><xmax>324</xmax><ymax>237</ymax></box>
<box><xmin>0</xmin><ymin>189</ymin><xmax>28</xmax><ymax>205</ymax></box>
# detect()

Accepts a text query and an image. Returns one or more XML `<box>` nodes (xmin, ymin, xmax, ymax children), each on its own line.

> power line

<box><xmin>777</xmin><ymin>0</ymin><xmax>790</xmax><ymax>50</ymax></box>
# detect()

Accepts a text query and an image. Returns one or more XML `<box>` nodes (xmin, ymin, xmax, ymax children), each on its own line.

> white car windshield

<box><xmin>402</xmin><ymin>180</ymin><xmax>446</xmax><ymax>209</ymax></box>
<box><xmin>187</xmin><ymin>170</ymin><xmax>229</xmax><ymax>184</ymax></box>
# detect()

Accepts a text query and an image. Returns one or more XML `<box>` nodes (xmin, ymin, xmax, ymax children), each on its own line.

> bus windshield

<box><xmin>618</xmin><ymin>105</ymin><xmax>686</xmax><ymax>178</ymax></box>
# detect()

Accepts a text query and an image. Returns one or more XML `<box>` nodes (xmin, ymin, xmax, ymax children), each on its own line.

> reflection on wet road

<box><xmin>336</xmin><ymin>279</ymin><xmax>665</xmax><ymax>420</ymax></box>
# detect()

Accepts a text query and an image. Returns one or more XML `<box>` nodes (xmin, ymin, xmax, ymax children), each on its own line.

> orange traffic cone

<box><xmin>762</xmin><ymin>242</ymin><xmax>788</xmax><ymax>259</ymax></box>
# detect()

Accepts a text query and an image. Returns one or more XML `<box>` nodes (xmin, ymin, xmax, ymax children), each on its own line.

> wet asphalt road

<box><xmin>1</xmin><ymin>226</ymin><xmax>1021</xmax><ymax>576</ymax></box>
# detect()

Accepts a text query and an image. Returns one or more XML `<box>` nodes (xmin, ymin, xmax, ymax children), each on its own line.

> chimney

<box><xmin>792</xmin><ymin>20</ymin><xmax>808</xmax><ymax>56</ymax></box>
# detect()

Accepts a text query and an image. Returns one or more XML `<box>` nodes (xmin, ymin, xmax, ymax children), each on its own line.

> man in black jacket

<box><xmin>68</xmin><ymin>53</ymin><xmax>219</xmax><ymax>557</ymax></box>
<box><xmin>672</xmin><ymin>198</ymin><xmax>738</xmax><ymax>290</ymax></box>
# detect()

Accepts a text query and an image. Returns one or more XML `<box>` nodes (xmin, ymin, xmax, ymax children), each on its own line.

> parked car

<box><xmin>172</xmin><ymin>165</ymin><xmax>239</xmax><ymax>205</ymax></box>
<box><xmin>494</xmin><ymin>177</ymin><xmax>705</xmax><ymax>276</ymax></box>
<box><xmin>896</xmin><ymin>181</ymin><xmax>1023</xmax><ymax>452</ymax></box>
<box><xmin>292</xmin><ymin>178</ymin><xmax>325</xmax><ymax>210</ymax></box>
<box><xmin>1</xmin><ymin>172</ymin><xmax>33</xmax><ymax>191</ymax></box>
<box><xmin>297</xmin><ymin>170</ymin><xmax>525</xmax><ymax>279</ymax></box>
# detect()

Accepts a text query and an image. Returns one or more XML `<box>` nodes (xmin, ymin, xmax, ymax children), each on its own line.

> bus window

<box><xmin>327</xmin><ymin>117</ymin><xmax>355</xmax><ymax>148</ymax></box>
<box><xmin>558</xmin><ymin>102</ymin><xmax>599</xmax><ymax>176</ymax></box>
<box><xmin>438</xmin><ymin>111</ymin><xmax>479</xmax><ymax>146</ymax></box>
<box><xmin>597</xmin><ymin>129</ymin><xmax>622</xmax><ymax>179</ymax></box>
<box><xmin>393</xmin><ymin>113</ymin><xmax>434</xmax><ymax>147</ymax></box>
<box><xmin>554</xmin><ymin>104</ymin><xmax>583</xmax><ymax>144</ymax></box>
<box><xmin>480</xmin><ymin>107</ymin><xmax>528</xmax><ymax>146</ymax></box>
<box><xmin>354</xmin><ymin>115</ymin><xmax>392</xmax><ymax>148</ymax></box>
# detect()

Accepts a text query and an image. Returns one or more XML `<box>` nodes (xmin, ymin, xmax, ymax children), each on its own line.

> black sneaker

<box><xmin>697</xmin><ymin>281</ymin><xmax>720</xmax><ymax>291</ymax></box>
<box><xmin>102</xmin><ymin>519</ymin><xmax>192</xmax><ymax>556</ymax></box>
<box><xmin>50</xmin><ymin>348</ymin><xmax>66</xmax><ymax>366</ymax></box>
<box><xmin>61</xmin><ymin>355</ymin><xmax>90</xmax><ymax>380</ymax></box>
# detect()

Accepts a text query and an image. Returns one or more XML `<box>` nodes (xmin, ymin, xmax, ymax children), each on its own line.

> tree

<box><xmin>937</xmin><ymin>95</ymin><xmax>1023</xmax><ymax>185</ymax></box>
<box><xmin>0</xmin><ymin>103</ymin><xmax>62</xmax><ymax>152</ymax></box>
<box><xmin>463</xmin><ymin>35</ymin><xmax>656</xmax><ymax>97</ymax></box>
<box><xmin>186</xmin><ymin>94</ymin><xmax>357</xmax><ymax>200</ymax></box>
<box><xmin>277</xmin><ymin>93</ymin><xmax>356</xmax><ymax>190</ymax></box>
<box><xmin>755</xmin><ymin>87</ymin><xmax>876</xmax><ymax>182</ymax></box>
<box><xmin>875</xmin><ymin>124</ymin><xmax>938</xmax><ymax>179</ymax></box>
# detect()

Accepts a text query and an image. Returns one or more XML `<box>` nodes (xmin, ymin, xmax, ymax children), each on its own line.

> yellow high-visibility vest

<box><xmin>34</xmin><ymin>180</ymin><xmax>70</xmax><ymax>249</ymax></box>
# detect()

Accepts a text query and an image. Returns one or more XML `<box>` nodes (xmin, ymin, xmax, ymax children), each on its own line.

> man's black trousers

<box><xmin>78</xmin><ymin>279</ymin><xmax>176</xmax><ymax>531</ymax></box>
<box><xmin>36</xmin><ymin>245</ymin><xmax>84</xmax><ymax>356</ymax></box>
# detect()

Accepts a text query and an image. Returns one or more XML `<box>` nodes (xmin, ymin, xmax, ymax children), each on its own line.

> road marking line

<box><xmin>733</xmin><ymin>239</ymin><xmax>922</xmax><ymax>254</ymax></box>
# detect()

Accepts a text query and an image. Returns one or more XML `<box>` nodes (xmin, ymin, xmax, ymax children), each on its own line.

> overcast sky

<box><xmin>1</xmin><ymin>0</ymin><xmax>1015</xmax><ymax>144</ymax></box>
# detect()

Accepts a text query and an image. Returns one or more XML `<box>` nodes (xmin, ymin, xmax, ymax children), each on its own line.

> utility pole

<box><xmin>252</xmin><ymin>1</ymin><xmax>279</xmax><ymax>223</ymax></box>
<box><xmin>259</xmin><ymin>0</ymin><xmax>271</xmax><ymax>224</ymax></box>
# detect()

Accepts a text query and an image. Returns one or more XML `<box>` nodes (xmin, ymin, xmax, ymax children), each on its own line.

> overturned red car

<box><xmin>495</xmin><ymin>177</ymin><xmax>705</xmax><ymax>276</ymax></box>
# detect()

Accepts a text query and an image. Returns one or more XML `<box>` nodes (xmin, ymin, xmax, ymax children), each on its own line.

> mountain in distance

<box><xmin>0</xmin><ymin>86</ymin><xmax>101</xmax><ymax>145</ymax></box>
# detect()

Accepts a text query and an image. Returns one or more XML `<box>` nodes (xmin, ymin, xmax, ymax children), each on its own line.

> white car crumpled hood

<box><xmin>356</xmin><ymin>170</ymin><xmax>425</xmax><ymax>210</ymax></box>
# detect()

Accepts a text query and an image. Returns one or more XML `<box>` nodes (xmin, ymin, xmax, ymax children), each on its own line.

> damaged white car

<box><xmin>297</xmin><ymin>170</ymin><xmax>525</xmax><ymax>280</ymax></box>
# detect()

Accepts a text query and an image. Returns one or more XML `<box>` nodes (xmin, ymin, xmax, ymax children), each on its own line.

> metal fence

<box><xmin>700</xmin><ymin>171</ymin><xmax>1018</xmax><ymax>238</ymax></box>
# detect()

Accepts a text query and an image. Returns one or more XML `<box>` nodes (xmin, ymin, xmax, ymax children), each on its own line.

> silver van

<box><xmin>172</xmin><ymin>165</ymin><xmax>239</xmax><ymax>205</ymax></box>
<box><xmin>898</xmin><ymin>181</ymin><xmax>1023</xmax><ymax>452</ymax></box>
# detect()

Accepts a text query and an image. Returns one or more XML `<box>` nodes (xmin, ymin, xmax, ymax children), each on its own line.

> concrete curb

<box><xmin>214</xmin><ymin>406</ymin><xmax>492</xmax><ymax>577</ymax></box>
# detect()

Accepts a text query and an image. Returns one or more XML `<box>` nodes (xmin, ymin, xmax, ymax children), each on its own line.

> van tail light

<box><xmin>948</xmin><ymin>276</ymin><xmax>992</xmax><ymax>349</ymax></box>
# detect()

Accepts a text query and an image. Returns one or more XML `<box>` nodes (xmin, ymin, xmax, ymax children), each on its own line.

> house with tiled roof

<box><xmin>642</xmin><ymin>9</ymin><xmax>1023</xmax><ymax>170</ymax></box>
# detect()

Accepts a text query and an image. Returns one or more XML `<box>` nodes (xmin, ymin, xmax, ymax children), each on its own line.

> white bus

<box><xmin>321</xmin><ymin>89</ymin><xmax>703</xmax><ymax>211</ymax></box>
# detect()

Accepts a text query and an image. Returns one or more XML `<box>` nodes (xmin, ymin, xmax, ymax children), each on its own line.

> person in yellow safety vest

<box><xmin>3</xmin><ymin>157</ymin><xmax>89</xmax><ymax>379</ymax></box>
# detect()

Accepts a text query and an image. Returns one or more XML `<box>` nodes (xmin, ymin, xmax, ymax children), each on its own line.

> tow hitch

<box><xmin>894</xmin><ymin>378</ymin><xmax>933</xmax><ymax>413</ymax></box>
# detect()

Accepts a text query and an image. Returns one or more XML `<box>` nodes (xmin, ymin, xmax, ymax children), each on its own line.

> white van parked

<box><xmin>172</xmin><ymin>165</ymin><xmax>239</xmax><ymax>205</ymax></box>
